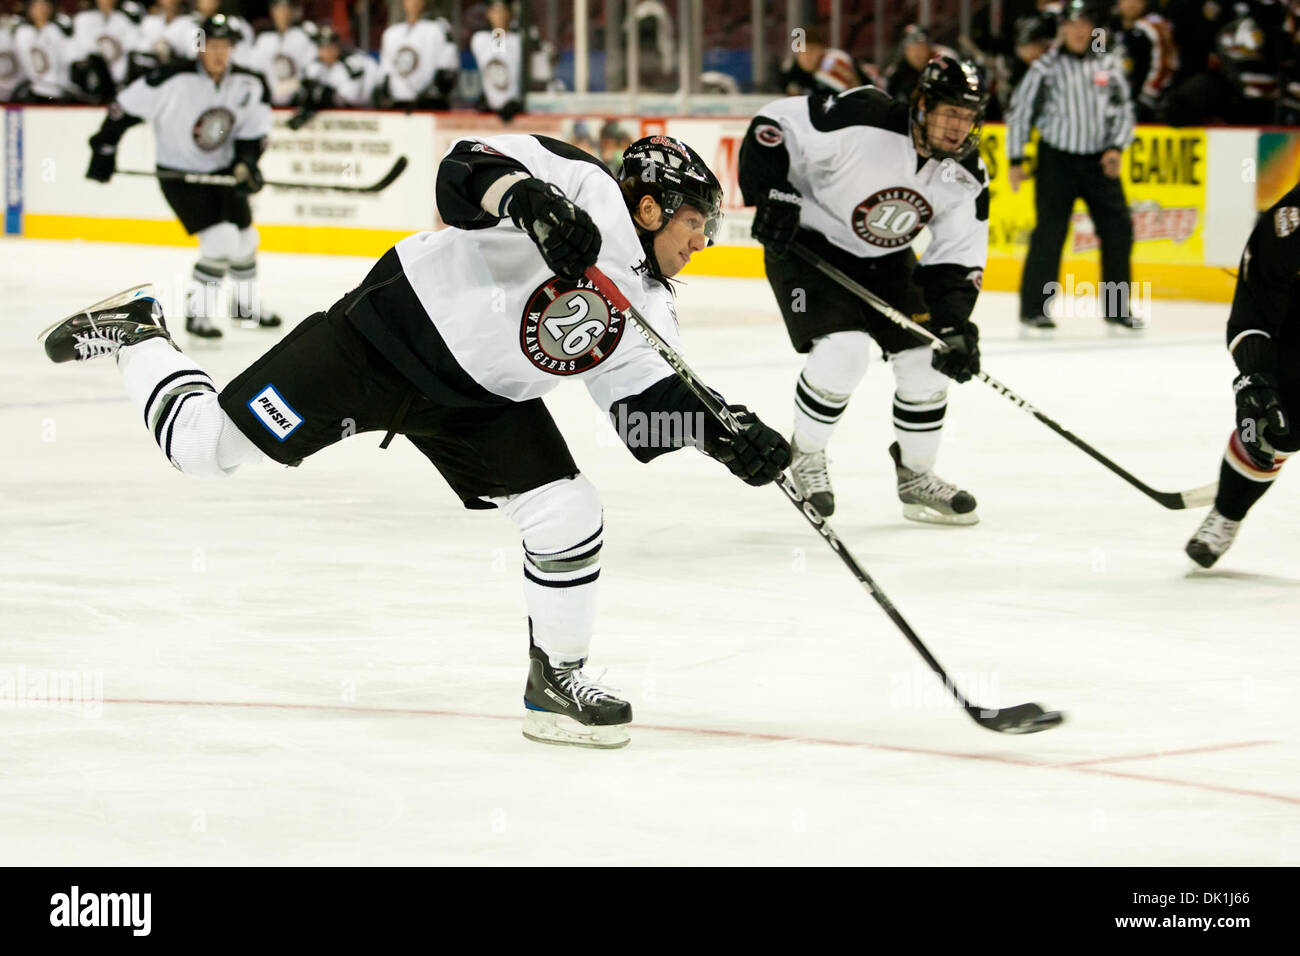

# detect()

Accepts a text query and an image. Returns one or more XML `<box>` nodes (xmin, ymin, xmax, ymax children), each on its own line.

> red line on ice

<box><xmin>101</xmin><ymin>697</ymin><xmax>1297</xmax><ymax>806</ymax></box>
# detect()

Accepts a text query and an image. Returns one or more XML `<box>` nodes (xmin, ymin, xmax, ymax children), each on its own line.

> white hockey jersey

<box><xmin>249</xmin><ymin>25</ymin><xmax>316</xmax><ymax>105</ymax></box>
<box><xmin>134</xmin><ymin>12</ymin><xmax>184</xmax><ymax>60</ymax></box>
<box><xmin>470</xmin><ymin>28</ymin><xmax>521</xmax><ymax>109</ymax></box>
<box><xmin>742</xmin><ymin>89</ymin><xmax>989</xmax><ymax>271</ymax></box>
<box><xmin>13</xmin><ymin>17</ymin><xmax>76</xmax><ymax>98</ymax></box>
<box><xmin>116</xmin><ymin>59</ymin><xmax>271</xmax><ymax>171</ymax></box>
<box><xmin>72</xmin><ymin>7</ymin><xmax>139</xmax><ymax>83</ymax></box>
<box><xmin>302</xmin><ymin>51</ymin><xmax>379</xmax><ymax>107</ymax></box>
<box><xmin>379</xmin><ymin>17</ymin><xmax>458</xmax><ymax>102</ymax></box>
<box><xmin>0</xmin><ymin>21</ymin><xmax>22</xmax><ymax>102</ymax></box>
<box><xmin>395</xmin><ymin>133</ymin><xmax>682</xmax><ymax>411</ymax></box>
<box><xmin>162</xmin><ymin>13</ymin><xmax>254</xmax><ymax>66</ymax></box>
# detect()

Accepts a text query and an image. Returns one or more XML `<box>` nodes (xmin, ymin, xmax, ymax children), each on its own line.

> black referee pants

<box><xmin>1020</xmin><ymin>143</ymin><xmax>1134</xmax><ymax>320</ymax></box>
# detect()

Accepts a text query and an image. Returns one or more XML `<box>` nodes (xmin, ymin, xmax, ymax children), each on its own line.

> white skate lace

<box><xmin>1195</xmin><ymin>513</ymin><xmax>1240</xmax><ymax>552</ymax></box>
<box><xmin>72</xmin><ymin>325</ymin><xmax>128</xmax><ymax>360</ymax></box>
<box><xmin>556</xmin><ymin>665</ymin><xmax>618</xmax><ymax>712</ymax></box>
<box><xmin>898</xmin><ymin>470</ymin><xmax>961</xmax><ymax>505</ymax></box>
<box><xmin>791</xmin><ymin>448</ymin><xmax>832</xmax><ymax>495</ymax></box>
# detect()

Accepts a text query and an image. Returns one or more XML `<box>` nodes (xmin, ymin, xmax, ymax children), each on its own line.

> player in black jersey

<box><xmin>1186</xmin><ymin>182</ymin><xmax>1300</xmax><ymax>567</ymax></box>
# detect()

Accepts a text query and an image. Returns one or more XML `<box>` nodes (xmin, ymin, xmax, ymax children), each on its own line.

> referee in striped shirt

<box><xmin>1007</xmin><ymin>0</ymin><xmax>1140</xmax><ymax>333</ymax></box>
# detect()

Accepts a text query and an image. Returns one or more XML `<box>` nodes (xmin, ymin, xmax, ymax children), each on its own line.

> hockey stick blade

<box><xmin>790</xmin><ymin>245</ymin><xmax>1217</xmax><ymax>512</ymax></box>
<box><xmin>971</xmin><ymin>702</ymin><xmax>1065</xmax><ymax>735</ymax></box>
<box><xmin>584</xmin><ymin>265</ymin><xmax>1064</xmax><ymax>736</ymax></box>
<box><xmin>119</xmin><ymin>156</ymin><xmax>409</xmax><ymax>194</ymax></box>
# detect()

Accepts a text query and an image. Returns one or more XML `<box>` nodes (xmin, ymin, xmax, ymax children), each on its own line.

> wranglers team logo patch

<box><xmin>0</xmin><ymin>52</ymin><xmax>16</xmax><ymax>80</ymax></box>
<box><xmin>30</xmin><ymin>48</ymin><xmax>49</xmax><ymax>75</ymax></box>
<box><xmin>395</xmin><ymin>46</ymin><xmax>419</xmax><ymax>76</ymax></box>
<box><xmin>97</xmin><ymin>35</ymin><xmax>124</xmax><ymax>63</ymax></box>
<box><xmin>192</xmin><ymin>106</ymin><xmax>236</xmax><ymax>151</ymax></box>
<box><xmin>273</xmin><ymin>53</ymin><xmax>297</xmax><ymax>80</ymax></box>
<box><xmin>520</xmin><ymin>276</ymin><xmax>625</xmax><ymax>375</ymax></box>
<box><xmin>248</xmin><ymin>385</ymin><xmax>302</xmax><ymax>441</ymax></box>
<box><xmin>851</xmin><ymin>186</ymin><xmax>933</xmax><ymax>249</ymax></box>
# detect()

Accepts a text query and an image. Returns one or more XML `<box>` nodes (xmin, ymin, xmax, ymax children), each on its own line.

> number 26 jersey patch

<box><xmin>520</xmin><ymin>275</ymin><xmax>626</xmax><ymax>375</ymax></box>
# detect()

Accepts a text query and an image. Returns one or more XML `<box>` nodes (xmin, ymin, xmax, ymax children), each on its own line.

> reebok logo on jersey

<box><xmin>248</xmin><ymin>385</ymin><xmax>302</xmax><ymax>441</ymax></box>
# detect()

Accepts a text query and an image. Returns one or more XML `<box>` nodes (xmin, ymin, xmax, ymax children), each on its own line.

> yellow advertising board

<box><xmin>979</xmin><ymin>123</ymin><xmax>1225</xmax><ymax>299</ymax></box>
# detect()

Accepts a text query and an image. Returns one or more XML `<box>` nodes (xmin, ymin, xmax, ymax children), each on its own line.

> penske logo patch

<box><xmin>248</xmin><ymin>385</ymin><xmax>302</xmax><ymax>441</ymax></box>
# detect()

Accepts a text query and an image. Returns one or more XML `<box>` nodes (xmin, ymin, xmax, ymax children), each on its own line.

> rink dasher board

<box><xmin>0</xmin><ymin>104</ymin><xmax>1282</xmax><ymax>300</ymax></box>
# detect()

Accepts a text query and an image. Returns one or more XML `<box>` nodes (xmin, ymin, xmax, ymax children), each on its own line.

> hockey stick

<box><xmin>117</xmin><ymin>155</ymin><xmax>409</xmax><ymax>194</ymax></box>
<box><xmin>790</xmin><ymin>245</ymin><xmax>1218</xmax><ymax>510</ymax></box>
<box><xmin>585</xmin><ymin>265</ymin><xmax>1063</xmax><ymax>735</ymax></box>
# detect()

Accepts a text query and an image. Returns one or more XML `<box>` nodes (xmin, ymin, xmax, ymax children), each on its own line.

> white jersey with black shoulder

<box><xmin>379</xmin><ymin>17</ymin><xmax>457</xmax><ymax>101</ymax></box>
<box><xmin>470</xmin><ymin>28</ymin><xmax>521</xmax><ymax>108</ymax></box>
<box><xmin>72</xmin><ymin>7</ymin><xmax>140</xmax><ymax>83</ymax></box>
<box><xmin>741</xmin><ymin>89</ymin><xmax>988</xmax><ymax>269</ymax></box>
<box><xmin>0</xmin><ymin>20</ymin><xmax>22</xmax><ymax>102</ymax></box>
<box><xmin>116</xmin><ymin>59</ymin><xmax>271</xmax><ymax>171</ymax></box>
<box><xmin>303</xmin><ymin>51</ymin><xmax>379</xmax><ymax>107</ymax></box>
<box><xmin>13</xmin><ymin>17</ymin><xmax>76</xmax><ymax>98</ymax></box>
<box><xmin>249</xmin><ymin>25</ymin><xmax>316</xmax><ymax>105</ymax></box>
<box><xmin>398</xmin><ymin>133</ymin><xmax>682</xmax><ymax>411</ymax></box>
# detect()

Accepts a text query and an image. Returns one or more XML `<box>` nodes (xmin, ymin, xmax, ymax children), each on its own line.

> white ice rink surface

<box><xmin>2</xmin><ymin>237</ymin><xmax>1298</xmax><ymax>866</ymax></box>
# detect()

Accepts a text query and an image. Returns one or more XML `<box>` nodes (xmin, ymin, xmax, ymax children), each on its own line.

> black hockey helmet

<box><xmin>1060</xmin><ymin>0</ymin><xmax>1101</xmax><ymax>24</ymax></box>
<box><xmin>909</xmin><ymin>53</ymin><xmax>989</xmax><ymax>161</ymax></box>
<box><xmin>200</xmin><ymin>14</ymin><xmax>238</xmax><ymax>44</ymax></box>
<box><xmin>316</xmin><ymin>25</ymin><xmax>341</xmax><ymax>47</ymax></box>
<box><xmin>620</xmin><ymin>135</ymin><xmax>723</xmax><ymax>245</ymax></box>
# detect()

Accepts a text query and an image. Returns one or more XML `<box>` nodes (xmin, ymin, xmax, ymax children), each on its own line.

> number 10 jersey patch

<box><xmin>851</xmin><ymin>187</ymin><xmax>933</xmax><ymax>249</ymax></box>
<box><xmin>520</xmin><ymin>275</ymin><xmax>626</xmax><ymax>375</ymax></box>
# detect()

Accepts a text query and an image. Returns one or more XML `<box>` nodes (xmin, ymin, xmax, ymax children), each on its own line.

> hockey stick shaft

<box><xmin>118</xmin><ymin>156</ymin><xmax>408</xmax><ymax>194</ymax></box>
<box><xmin>790</xmin><ymin>245</ymin><xmax>1216</xmax><ymax>510</ymax></box>
<box><xmin>584</xmin><ymin>265</ymin><xmax>993</xmax><ymax>719</ymax></box>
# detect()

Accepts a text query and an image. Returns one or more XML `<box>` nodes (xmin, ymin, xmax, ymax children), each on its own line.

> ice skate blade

<box><xmin>902</xmin><ymin>503</ymin><xmax>979</xmax><ymax>526</ymax></box>
<box><xmin>36</xmin><ymin>283</ymin><xmax>154</xmax><ymax>344</ymax></box>
<box><xmin>522</xmin><ymin>710</ymin><xmax>630</xmax><ymax>749</ymax></box>
<box><xmin>1105</xmin><ymin>321</ymin><xmax>1147</xmax><ymax>336</ymax></box>
<box><xmin>1018</xmin><ymin>324</ymin><xmax>1055</xmax><ymax>340</ymax></box>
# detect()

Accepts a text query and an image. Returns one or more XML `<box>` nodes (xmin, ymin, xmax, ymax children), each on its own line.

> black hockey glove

<box><xmin>1234</xmin><ymin>372</ymin><xmax>1290</xmax><ymax>469</ymax></box>
<box><xmin>233</xmin><ymin>161</ymin><xmax>264</xmax><ymax>194</ymax></box>
<box><xmin>930</xmin><ymin>321</ymin><xmax>980</xmax><ymax>383</ymax></box>
<box><xmin>504</xmin><ymin>178</ymin><xmax>601</xmax><ymax>280</ymax></box>
<box><xmin>701</xmin><ymin>405</ymin><xmax>793</xmax><ymax>487</ymax></box>
<box><xmin>750</xmin><ymin>187</ymin><xmax>801</xmax><ymax>256</ymax></box>
<box><xmin>86</xmin><ymin>143</ymin><xmax>116</xmax><ymax>183</ymax></box>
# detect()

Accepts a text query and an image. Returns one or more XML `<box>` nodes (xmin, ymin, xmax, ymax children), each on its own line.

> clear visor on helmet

<box><xmin>665</xmin><ymin>192</ymin><xmax>723</xmax><ymax>244</ymax></box>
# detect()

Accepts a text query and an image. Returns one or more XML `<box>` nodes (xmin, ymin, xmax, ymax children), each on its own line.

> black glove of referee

<box><xmin>701</xmin><ymin>405</ymin><xmax>793</xmax><ymax>486</ymax></box>
<box><xmin>931</xmin><ymin>321</ymin><xmax>980</xmax><ymax>383</ymax></box>
<box><xmin>750</xmin><ymin>187</ymin><xmax>802</xmax><ymax>256</ymax></box>
<box><xmin>504</xmin><ymin>178</ymin><xmax>602</xmax><ymax>280</ymax></box>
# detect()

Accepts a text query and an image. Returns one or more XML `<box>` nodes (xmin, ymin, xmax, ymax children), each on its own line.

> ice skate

<box><xmin>1105</xmin><ymin>313</ymin><xmax>1148</xmax><ymax>335</ymax></box>
<box><xmin>522</xmin><ymin>637</ymin><xmax>631</xmax><ymax>749</ymax></box>
<box><xmin>891</xmin><ymin>441</ymin><xmax>978</xmax><ymax>526</ymax></box>
<box><xmin>236</xmin><ymin>311</ymin><xmax>283</xmax><ymax>330</ymax></box>
<box><xmin>38</xmin><ymin>285</ymin><xmax>173</xmax><ymax>363</ymax></box>
<box><xmin>1019</xmin><ymin>314</ymin><xmax>1057</xmax><ymax>338</ymax></box>
<box><xmin>1185</xmin><ymin>508</ymin><xmax>1241</xmax><ymax>568</ymax></box>
<box><xmin>789</xmin><ymin>441</ymin><xmax>835</xmax><ymax>516</ymax></box>
<box><xmin>185</xmin><ymin>313</ymin><xmax>224</xmax><ymax>339</ymax></box>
